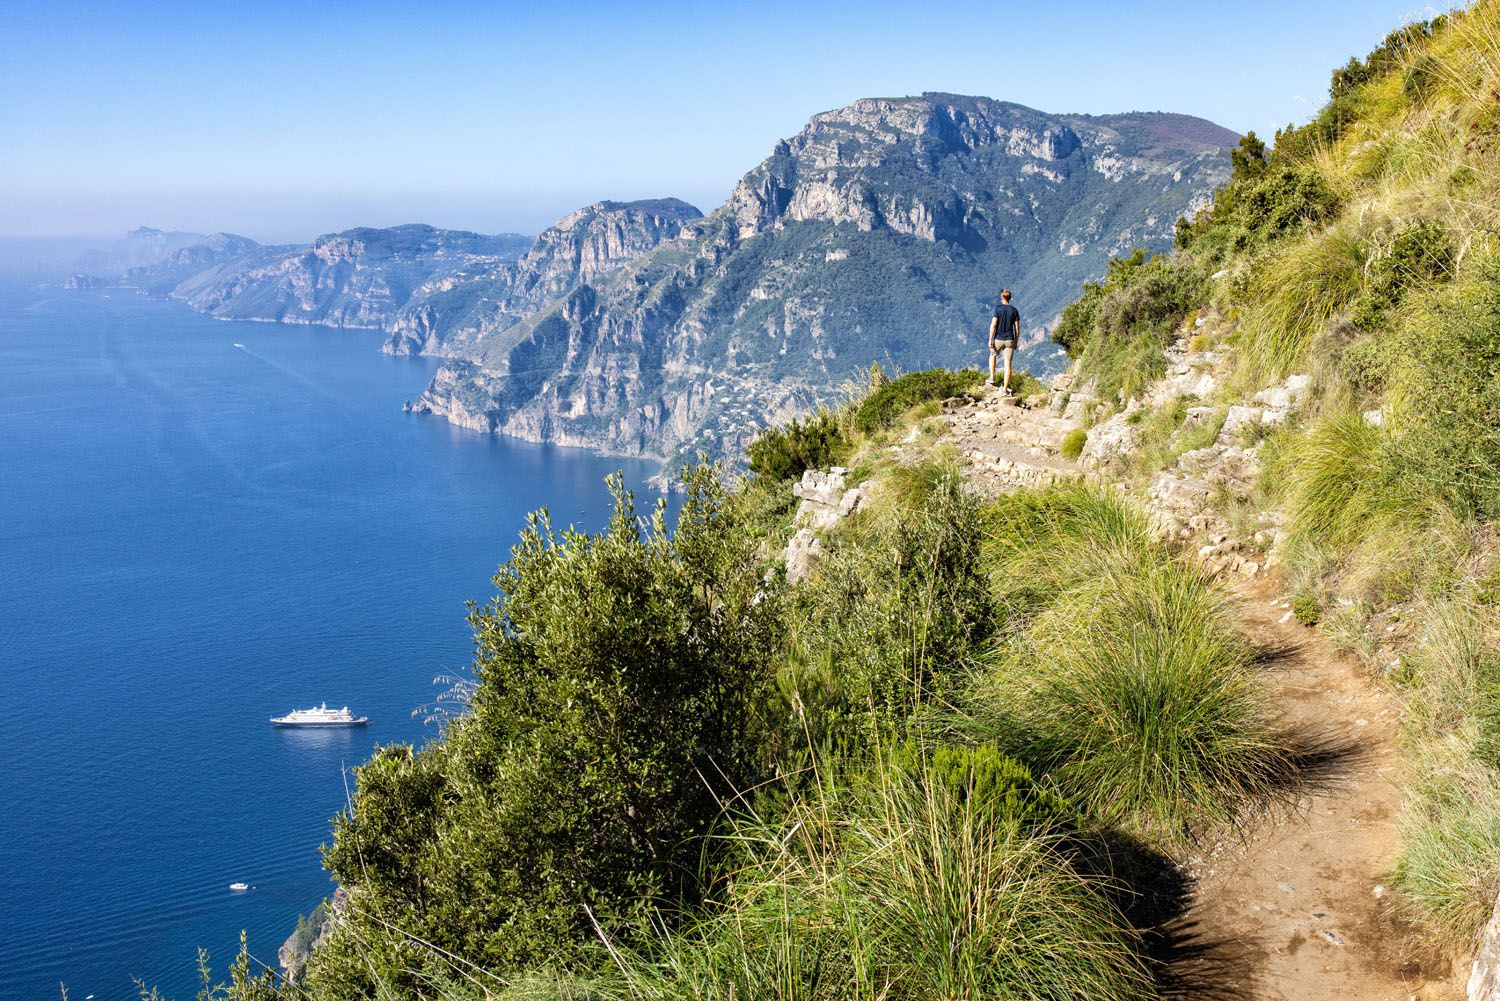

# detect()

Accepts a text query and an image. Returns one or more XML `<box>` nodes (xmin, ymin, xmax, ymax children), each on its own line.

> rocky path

<box><xmin>936</xmin><ymin>384</ymin><xmax>1081</xmax><ymax>494</ymax></box>
<box><xmin>1182</xmin><ymin>578</ymin><xmax>1460</xmax><ymax>1001</ymax></box>
<box><xmin>933</xmin><ymin>385</ymin><xmax>1463</xmax><ymax>1000</ymax></box>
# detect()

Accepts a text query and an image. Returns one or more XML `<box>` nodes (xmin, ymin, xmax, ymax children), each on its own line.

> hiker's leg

<box><xmin>1002</xmin><ymin>346</ymin><xmax>1014</xmax><ymax>390</ymax></box>
<box><xmin>988</xmin><ymin>344</ymin><xmax>998</xmax><ymax>384</ymax></box>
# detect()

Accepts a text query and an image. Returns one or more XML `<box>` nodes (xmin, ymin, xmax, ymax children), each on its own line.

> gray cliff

<box><xmin>383</xmin><ymin>199</ymin><xmax>703</xmax><ymax>357</ymax></box>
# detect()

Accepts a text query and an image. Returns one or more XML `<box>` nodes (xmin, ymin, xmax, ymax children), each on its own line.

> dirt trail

<box><xmin>1179</xmin><ymin>577</ymin><xmax>1461</xmax><ymax>1001</ymax></box>
<box><xmin>933</xmin><ymin>388</ymin><xmax>1464</xmax><ymax>1000</ymax></box>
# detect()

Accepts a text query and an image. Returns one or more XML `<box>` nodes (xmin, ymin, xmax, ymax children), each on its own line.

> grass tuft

<box><xmin>964</xmin><ymin>485</ymin><xmax>1299</xmax><ymax>844</ymax></box>
<box><xmin>608</xmin><ymin>752</ymin><xmax>1156</xmax><ymax>1001</ymax></box>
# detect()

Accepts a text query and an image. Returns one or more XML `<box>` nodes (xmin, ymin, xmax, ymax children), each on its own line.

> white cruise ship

<box><xmin>269</xmin><ymin>703</ymin><xmax>368</xmax><ymax>727</ymax></box>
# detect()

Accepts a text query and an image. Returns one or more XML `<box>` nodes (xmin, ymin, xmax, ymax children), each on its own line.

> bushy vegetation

<box><xmin>1052</xmin><ymin>249</ymin><xmax>1208</xmax><ymax>402</ymax></box>
<box><xmin>604</xmin><ymin>753</ymin><xmax>1153</xmax><ymax>1001</ymax></box>
<box><xmin>258</xmin><ymin>427</ymin><xmax>1287</xmax><ymax>1001</ymax></box>
<box><xmin>746</xmin><ymin>410</ymin><xmax>849</xmax><ymax>481</ymax></box>
<box><xmin>308</xmin><ymin>468</ymin><xmax>786</xmax><ymax>993</ymax></box>
<box><xmin>746</xmin><ymin>366</ymin><xmax>993</xmax><ymax>488</ymax></box>
<box><xmin>1060</xmin><ymin>427</ymin><xmax>1087</xmax><ymax>460</ymax></box>
<box><xmin>962</xmin><ymin>485</ymin><xmax>1298</xmax><ymax>843</ymax></box>
<box><xmin>1180</xmin><ymin>2</ymin><xmax>1500</xmax><ymax>953</ymax></box>
<box><xmin>193</xmin><ymin>6</ymin><xmax>1500</xmax><ymax>995</ymax></box>
<box><xmin>852</xmin><ymin>367</ymin><xmax>982</xmax><ymax>434</ymax></box>
<box><xmin>785</xmin><ymin>465</ymin><xmax>992</xmax><ymax>746</ymax></box>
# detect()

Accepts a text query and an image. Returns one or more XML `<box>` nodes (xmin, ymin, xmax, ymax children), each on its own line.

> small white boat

<box><xmin>270</xmin><ymin>703</ymin><xmax>369</xmax><ymax>727</ymax></box>
<box><xmin>233</xmin><ymin>342</ymin><xmax>245</xmax><ymax>348</ymax></box>
<box><xmin>228</xmin><ymin>882</ymin><xmax>249</xmax><ymax>892</ymax></box>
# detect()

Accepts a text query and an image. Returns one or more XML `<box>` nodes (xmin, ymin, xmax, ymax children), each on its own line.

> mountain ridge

<box><xmin>408</xmin><ymin>93</ymin><xmax>1236</xmax><ymax>470</ymax></box>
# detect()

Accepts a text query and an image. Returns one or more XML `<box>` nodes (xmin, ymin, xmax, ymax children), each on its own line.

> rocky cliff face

<box><xmin>411</xmin><ymin>94</ymin><xmax>1236</xmax><ymax>470</ymax></box>
<box><xmin>175</xmin><ymin>224</ymin><xmax>531</xmax><ymax>329</ymax></box>
<box><xmin>383</xmin><ymin>199</ymin><xmax>702</xmax><ymax>357</ymax></box>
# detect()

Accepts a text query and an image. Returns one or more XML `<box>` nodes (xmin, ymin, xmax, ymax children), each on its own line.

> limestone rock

<box><xmin>1470</xmin><ymin>890</ymin><xmax>1500</xmax><ymax>1000</ymax></box>
<box><xmin>1147</xmin><ymin>343</ymin><xmax>1219</xmax><ymax>406</ymax></box>
<box><xmin>1061</xmin><ymin>378</ymin><xmax>1099</xmax><ymax>422</ymax></box>
<box><xmin>793</xmin><ymin>467</ymin><xmax>849</xmax><ymax>511</ymax></box>
<box><xmin>784</xmin><ymin>528</ymin><xmax>823</xmax><ymax>584</ymax></box>
<box><xmin>1079</xmin><ymin>411</ymin><xmax>1140</xmax><ymax>470</ymax></box>
<box><xmin>783</xmin><ymin>467</ymin><xmax>869</xmax><ymax>580</ymax></box>
<box><xmin>1253</xmin><ymin>373</ymin><xmax>1311</xmax><ymax>411</ymax></box>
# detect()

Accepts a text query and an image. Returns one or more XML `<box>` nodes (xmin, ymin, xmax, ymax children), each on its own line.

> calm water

<box><xmin>0</xmin><ymin>282</ymin><xmax>666</xmax><ymax>1001</ymax></box>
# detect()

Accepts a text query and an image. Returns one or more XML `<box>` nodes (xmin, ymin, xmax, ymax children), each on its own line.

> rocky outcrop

<box><xmin>77</xmin><ymin>94</ymin><xmax>1233</xmax><ymax>471</ymax></box>
<box><xmin>1146</xmin><ymin>336</ymin><xmax>1220</xmax><ymax>406</ymax></box>
<box><xmin>63</xmin><ymin>273</ymin><xmax>111</xmax><ymax>289</ymax></box>
<box><xmin>1079</xmin><ymin>403</ymin><xmax>1141</xmax><ymax>471</ymax></box>
<box><xmin>115</xmin><ymin>232</ymin><xmax>269</xmax><ymax>295</ymax></box>
<box><xmin>783</xmin><ymin>467</ymin><xmax>868</xmax><ymax>582</ymax></box>
<box><xmin>71</xmin><ymin>226</ymin><xmax>206</xmax><ymax>277</ymax></box>
<box><xmin>938</xmin><ymin>384</ymin><xmax>1082</xmax><ymax>495</ymax></box>
<box><xmin>278</xmin><ymin>888</ymin><xmax>347</xmax><ymax>984</ymax></box>
<box><xmin>1142</xmin><ymin>372</ymin><xmax>1313</xmax><ymax>576</ymax></box>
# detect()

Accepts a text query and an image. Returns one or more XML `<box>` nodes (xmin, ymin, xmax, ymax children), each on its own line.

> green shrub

<box><xmin>1331</xmin><ymin>19</ymin><xmax>1442</xmax><ymax>97</ymax></box>
<box><xmin>853</xmin><ymin>368</ymin><xmax>983</xmax><ymax>435</ymax></box>
<box><xmin>889</xmin><ymin>742</ymin><xmax>1073</xmax><ymax>835</ymax></box>
<box><xmin>1337</xmin><ymin>331</ymin><xmax>1399</xmax><ymax>397</ymax></box>
<box><xmin>1234</xmin><ymin>224</ymin><xmax>1366</xmax><ymax>383</ymax></box>
<box><xmin>1385</xmin><ymin>263</ymin><xmax>1500</xmax><ymax>520</ymax></box>
<box><xmin>1060</xmin><ymin>428</ymin><xmax>1087</xmax><ymax>460</ymax></box>
<box><xmin>788</xmin><ymin>466</ymin><xmax>992</xmax><ymax>745</ymax></box>
<box><xmin>1052</xmin><ymin>281</ymin><xmax>1106</xmax><ymax>356</ymax></box>
<box><xmin>1349</xmin><ymin>220</ymin><xmax>1456</xmax><ymax>331</ymax></box>
<box><xmin>1281</xmin><ymin>411</ymin><xmax>1390</xmax><ymax>549</ymax></box>
<box><xmin>1396</xmin><ymin>747</ymin><xmax>1500</xmax><ymax>951</ymax></box>
<box><xmin>1291</xmin><ymin>595</ymin><xmax>1322</xmax><ymax>626</ymax></box>
<box><xmin>747</xmin><ymin>410</ymin><xmax>850</xmax><ymax>482</ymax></box>
<box><xmin>1407</xmin><ymin>596</ymin><xmax>1500</xmax><ymax>734</ymax></box>
<box><xmin>1178</xmin><ymin>139</ymin><xmax>1340</xmax><ymax>255</ymax></box>
<box><xmin>310</xmin><ymin>468</ymin><xmax>785</xmax><ymax>992</ymax></box>
<box><xmin>1054</xmin><ymin>250</ymin><xmax>1209</xmax><ymax>402</ymax></box>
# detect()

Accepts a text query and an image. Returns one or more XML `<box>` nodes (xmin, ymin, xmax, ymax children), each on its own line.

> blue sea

<box><xmin>0</xmin><ymin>280</ymin><xmax>666</xmax><ymax>1001</ymax></box>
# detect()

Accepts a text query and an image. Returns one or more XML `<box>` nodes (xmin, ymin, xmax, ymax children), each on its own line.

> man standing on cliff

<box><xmin>988</xmin><ymin>288</ymin><xmax>1020</xmax><ymax>393</ymax></box>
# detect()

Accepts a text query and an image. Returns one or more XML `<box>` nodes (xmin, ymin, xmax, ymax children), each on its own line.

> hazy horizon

<box><xmin>3</xmin><ymin>0</ymin><xmax>1432</xmax><ymax>246</ymax></box>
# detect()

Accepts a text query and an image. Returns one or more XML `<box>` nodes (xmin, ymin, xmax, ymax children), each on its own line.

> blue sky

<box><xmin>0</xmin><ymin>0</ymin><xmax>1435</xmax><ymax>241</ymax></box>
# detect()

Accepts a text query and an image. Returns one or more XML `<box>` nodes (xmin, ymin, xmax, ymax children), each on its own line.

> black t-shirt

<box><xmin>993</xmin><ymin>302</ymin><xmax>1020</xmax><ymax>341</ymax></box>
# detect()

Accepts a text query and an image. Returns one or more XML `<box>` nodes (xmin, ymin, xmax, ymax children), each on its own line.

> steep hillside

<box><xmin>383</xmin><ymin>198</ymin><xmax>703</xmax><ymax>357</ymax></box>
<box><xmin>410</xmin><ymin>95</ymin><xmax>1234</xmax><ymax>468</ymax></box>
<box><xmin>1047</xmin><ymin>3</ymin><xmax>1500</xmax><ymax>988</ymax></box>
